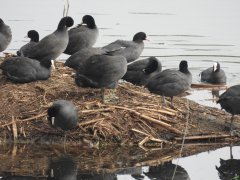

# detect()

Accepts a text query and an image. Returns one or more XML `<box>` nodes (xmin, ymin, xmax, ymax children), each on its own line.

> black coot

<box><xmin>24</xmin><ymin>16</ymin><xmax>74</xmax><ymax>62</ymax></box>
<box><xmin>64</xmin><ymin>15</ymin><xmax>99</xmax><ymax>55</ymax></box>
<box><xmin>146</xmin><ymin>60</ymin><xmax>192</xmax><ymax>106</ymax></box>
<box><xmin>0</xmin><ymin>18</ymin><xmax>12</xmax><ymax>52</ymax></box>
<box><xmin>217</xmin><ymin>84</ymin><xmax>240</xmax><ymax>133</ymax></box>
<box><xmin>17</xmin><ymin>30</ymin><xmax>39</xmax><ymax>56</ymax></box>
<box><xmin>75</xmin><ymin>54</ymin><xmax>127</xmax><ymax>102</ymax></box>
<box><xmin>0</xmin><ymin>56</ymin><xmax>52</xmax><ymax>83</ymax></box>
<box><xmin>47</xmin><ymin>100</ymin><xmax>78</xmax><ymax>131</ymax></box>
<box><xmin>64</xmin><ymin>47</ymin><xmax>105</xmax><ymax>70</ymax></box>
<box><xmin>102</xmin><ymin>32</ymin><xmax>147</xmax><ymax>63</ymax></box>
<box><xmin>122</xmin><ymin>56</ymin><xmax>162</xmax><ymax>86</ymax></box>
<box><xmin>200</xmin><ymin>62</ymin><xmax>226</xmax><ymax>84</ymax></box>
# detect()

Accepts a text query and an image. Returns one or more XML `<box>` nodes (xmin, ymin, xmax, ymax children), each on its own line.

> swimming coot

<box><xmin>146</xmin><ymin>60</ymin><xmax>192</xmax><ymax>106</ymax></box>
<box><xmin>64</xmin><ymin>15</ymin><xmax>99</xmax><ymax>55</ymax></box>
<box><xmin>122</xmin><ymin>56</ymin><xmax>162</xmax><ymax>86</ymax></box>
<box><xmin>200</xmin><ymin>62</ymin><xmax>226</xmax><ymax>84</ymax></box>
<box><xmin>102</xmin><ymin>32</ymin><xmax>147</xmax><ymax>63</ymax></box>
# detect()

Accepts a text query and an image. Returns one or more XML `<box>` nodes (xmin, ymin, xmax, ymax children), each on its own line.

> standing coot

<box><xmin>122</xmin><ymin>56</ymin><xmax>162</xmax><ymax>86</ymax></box>
<box><xmin>24</xmin><ymin>16</ymin><xmax>74</xmax><ymax>62</ymax></box>
<box><xmin>75</xmin><ymin>54</ymin><xmax>127</xmax><ymax>102</ymax></box>
<box><xmin>217</xmin><ymin>84</ymin><xmax>240</xmax><ymax>133</ymax></box>
<box><xmin>146</xmin><ymin>60</ymin><xmax>192</xmax><ymax>106</ymax></box>
<box><xmin>102</xmin><ymin>32</ymin><xmax>147</xmax><ymax>63</ymax></box>
<box><xmin>64</xmin><ymin>47</ymin><xmax>105</xmax><ymax>70</ymax></box>
<box><xmin>0</xmin><ymin>18</ymin><xmax>12</xmax><ymax>52</ymax></box>
<box><xmin>64</xmin><ymin>15</ymin><xmax>99</xmax><ymax>55</ymax></box>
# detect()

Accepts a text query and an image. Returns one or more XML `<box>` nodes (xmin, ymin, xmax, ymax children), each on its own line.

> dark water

<box><xmin>0</xmin><ymin>144</ymin><xmax>239</xmax><ymax>180</ymax></box>
<box><xmin>1</xmin><ymin>0</ymin><xmax>240</xmax><ymax>179</ymax></box>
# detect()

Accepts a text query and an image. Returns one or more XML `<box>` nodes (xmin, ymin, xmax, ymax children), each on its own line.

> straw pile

<box><xmin>0</xmin><ymin>58</ymin><xmax>238</xmax><ymax>147</ymax></box>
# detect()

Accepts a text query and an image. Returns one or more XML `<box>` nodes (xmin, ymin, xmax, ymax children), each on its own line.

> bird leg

<box><xmin>101</xmin><ymin>88</ymin><xmax>106</xmax><ymax>103</ymax></box>
<box><xmin>101</xmin><ymin>88</ymin><xmax>119</xmax><ymax>103</ymax></box>
<box><xmin>63</xmin><ymin>132</ymin><xmax>67</xmax><ymax>153</ymax></box>
<box><xmin>170</xmin><ymin>97</ymin><xmax>174</xmax><ymax>107</ymax></box>
<box><xmin>230</xmin><ymin>115</ymin><xmax>234</xmax><ymax>136</ymax></box>
<box><xmin>161</xmin><ymin>95</ymin><xmax>166</xmax><ymax>106</ymax></box>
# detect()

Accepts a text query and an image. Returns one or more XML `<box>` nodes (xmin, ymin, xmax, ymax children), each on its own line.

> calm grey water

<box><xmin>1</xmin><ymin>0</ymin><xmax>240</xmax><ymax>179</ymax></box>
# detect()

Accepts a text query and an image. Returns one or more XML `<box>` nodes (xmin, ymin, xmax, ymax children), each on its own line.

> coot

<box><xmin>122</xmin><ymin>56</ymin><xmax>162</xmax><ymax>86</ymax></box>
<box><xmin>17</xmin><ymin>30</ymin><xmax>39</xmax><ymax>56</ymax></box>
<box><xmin>146</xmin><ymin>60</ymin><xmax>192</xmax><ymax>106</ymax></box>
<box><xmin>24</xmin><ymin>16</ymin><xmax>74</xmax><ymax>62</ymax></box>
<box><xmin>0</xmin><ymin>18</ymin><xmax>12</xmax><ymax>52</ymax></box>
<box><xmin>64</xmin><ymin>15</ymin><xmax>99</xmax><ymax>55</ymax></box>
<box><xmin>217</xmin><ymin>84</ymin><xmax>240</xmax><ymax>133</ymax></box>
<box><xmin>0</xmin><ymin>56</ymin><xmax>52</xmax><ymax>83</ymax></box>
<box><xmin>102</xmin><ymin>32</ymin><xmax>147</xmax><ymax>63</ymax></box>
<box><xmin>200</xmin><ymin>62</ymin><xmax>226</xmax><ymax>84</ymax></box>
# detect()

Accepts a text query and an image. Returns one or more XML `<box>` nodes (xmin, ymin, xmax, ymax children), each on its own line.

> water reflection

<box><xmin>144</xmin><ymin>161</ymin><xmax>190</xmax><ymax>180</ymax></box>
<box><xmin>47</xmin><ymin>155</ymin><xmax>77</xmax><ymax>180</ymax></box>
<box><xmin>1</xmin><ymin>176</ymin><xmax>46</xmax><ymax>180</ymax></box>
<box><xmin>216</xmin><ymin>146</ymin><xmax>240</xmax><ymax>180</ymax></box>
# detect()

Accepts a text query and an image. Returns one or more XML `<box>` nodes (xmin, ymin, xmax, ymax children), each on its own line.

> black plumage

<box><xmin>146</xmin><ymin>60</ymin><xmax>192</xmax><ymax>105</ymax></box>
<box><xmin>17</xmin><ymin>30</ymin><xmax>39</xmax><ymax>56</ymax></box>
<box><xmin>102</xmin><ymin>32</ymin><xmax>147</xmax><ymax>63</ymax></box>
<box><xmin>122</xmin><ymin>56</ymin><xmax>162</xmax><ymax>86</ymax></box>
<box><xmin>64</xmin><ymin>15</ymin><xmax>99</xmax><ymax>55</ymax></box>
<box><xmin>201</xmin><ymin>62</ymin><xmax>226</xmax><ymax>84</ymax></box>
<box><xmin>0</xmin><ymin>18</ymin><xmax>12</xmax><ymax>52</ymax></box>
<box><xmin>0</xmin><ymin>56</ymin><xmax>51</xmax><ymax>83</ymax></box>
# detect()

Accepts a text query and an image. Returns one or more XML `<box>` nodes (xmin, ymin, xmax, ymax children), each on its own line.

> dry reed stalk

<box><xmin>135</xmin><ymin>107</ymin><xmax>177</xmax><ymax>116</ymax></box>
<box><xmin>105</xmin><ymin>105</ymin><xmax>183</xmax><ymax>135</ymax></box>
<box><xmin>175</xmin><ymin>134</ymin><xmax>231</xmax><ymax>141</ymax></box>
<box><xmin>191</xmin><ymin>83</ymin><xmax>227</xmax><ymax>89</ymax></box>
<box><xmin>135</xmin><ymin>155</ymin><xmax>173</xmax><ymax>167</ymax></box>
<box><xmin>78</xmin><ymin>118</ymin><xmax>106</xmax><ymax>126</ymax></box>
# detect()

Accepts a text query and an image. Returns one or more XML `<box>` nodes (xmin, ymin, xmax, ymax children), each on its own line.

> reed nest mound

<box><xmin>0</xmin><ymin>58</ymin><xmax>239</xmax><ymax>148</ymax></box>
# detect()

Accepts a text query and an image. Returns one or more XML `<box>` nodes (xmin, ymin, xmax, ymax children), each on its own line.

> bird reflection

<box><xmin>47</xmin><ymin>155</ymin><xmax>77</xmax><ymax>180</ymax></box>
<box><xmin>144</xmin><ymin>161</ymin><xmax>190</xmax><ymax>180</ymax></box>
<box><xmin>216</xmin><ymin>145</ymin><xmax>240</xmax><ymax>180</ymax></box>
<box><xmin>1</xmin><ymin>176</ymin><xmax>46</xmax><ymax>180</ymax></box>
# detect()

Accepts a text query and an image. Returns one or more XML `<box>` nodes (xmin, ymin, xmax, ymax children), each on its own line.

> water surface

<box><xmin>0</xmin><ymin>0</ymin><xmax>240</xmax><ymax>179</ymax></box>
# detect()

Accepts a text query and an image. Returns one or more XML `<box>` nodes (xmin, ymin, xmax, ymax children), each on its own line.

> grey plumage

<box><xmin>146</xmin><ymin>60</ymin><xmax>192</xmax><ymax>105</ymax></box>
<box><xmin>24</xmin><ymin>16</ymin><xmax>74</xmax><ymax>62</ymax></box>
<box><xmin>123</xmin><ymin>56</ymin><xmax>162</xmax><ymax>86</ymax></box>
<box><xmin>0</xmin><ymin>56</ymin><xmax>51</xmax><ymax>83</ymax></box>
<box><xmin>64</xmin><ymin>15</ymin><xmax>99</xmax><ymax>55</ymax></box>
<box><xmin>0</xmin><ymin>18</ymin><xmax>12</xmax><ymax>52</ymax></box>
<box><xmin>17</xmin><ymin>30</ymin><xmax>39</xmax><ymax>56</ymax></box>
<box><xmin>75</xmin><ymin>54</ymin><xmax>127</xmax><ymax>88</ymax></box>
<box><xmin>217</xmin><ymin>85</ymin><xmax>240</xmax><ymax>133</ymax></box>
<box><xmin>64</xmin><ymin>47</ymin><xmax>106</xmax><ymax>70</ymax></box>
<box><xmin>102</xmin><ymin>32</ymin><xmax>147</xmax><ymax>63</ymax></box>
<box><xmin>47</xmin><ymin>100</ymin><xmax>78</xmax><ymax>131</ymax></box>
<box><xmin>200</xmin><ymin>62</ymin><xmax>226</xmax><ymax>84</ymax></box>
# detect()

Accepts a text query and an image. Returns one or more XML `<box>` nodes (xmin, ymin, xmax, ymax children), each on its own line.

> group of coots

<box><xmin>0</xmin><ymin>15</ymin><xmax>239</xmax><ymax>136</ymax></box>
